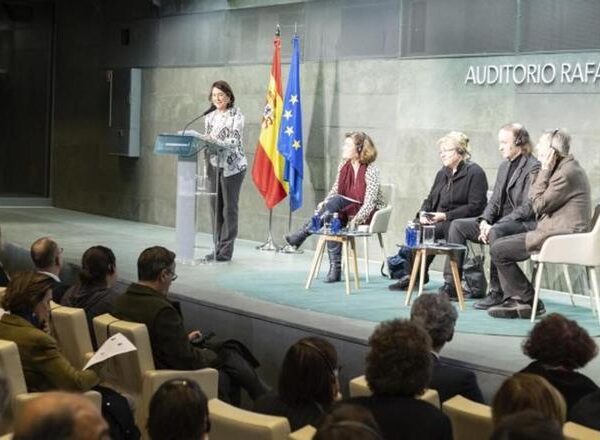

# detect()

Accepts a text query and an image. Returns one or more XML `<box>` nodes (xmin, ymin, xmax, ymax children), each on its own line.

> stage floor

<box><xmin>1</xmin><ymin>206</ymin><xmax>599</xmax><ymax>399</ymax></box>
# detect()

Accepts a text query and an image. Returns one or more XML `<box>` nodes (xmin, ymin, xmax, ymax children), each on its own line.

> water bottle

<box><xmin>310</xmin><ymin>210</ymin><xmax>321</xmax><ymax>232</ymax></box>
<box><xmin>405</xmin><ymin>221</ymin><xmax>421</xmax><ymax>248</ymax></box>
<box><xmin>330</xmin><ymin>213</ymin><xmax>342</xmax><ymax>235</ymax></box>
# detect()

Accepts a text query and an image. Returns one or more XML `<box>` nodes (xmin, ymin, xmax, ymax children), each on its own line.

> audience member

<box><xmin>147</xmin><ymin>378</ymin><xmax>210</xmax><ymax>440</ymax></box>
<box><xmin>490</xmin><ymin>409</ymin><xmax>564</xmax><ymax>440</ymax></box>
<box><xmin>346</xmin><ymin>319</ymin><xmax>452</xmax><ymax>440</ymax></box>
<box><xmin>569</xmin><ymin>389</ymin><xmax>600</xmax><ymax>430</ymax></box>
<box><xmin>492</xmin><ymin>373</ymin><xmax>566</xmax><ymax>427</ymax></box>
<box><xmin>389</xmin><ymin>131</ymin><xmax>488</xmax><ymax>293</ymax></box>
<box><xmin>487</xmin><ymin>129</ymin><xmax>591</xmax><ymax>318</ymax></box>
<box><xmin>314</xmin><ymin>403</ymin><xmax>382</xmax><ymax>440</ymax></box>
<box><xmin>520</xmin><ymin>313</ymin><xmax>598</xmax><ymax>411</ymax></box>
<box><xmin>436</xmin><ymin>124</ymin><xmax>539</xmax><ymax>303</ymax></box>
<box><xmin>112</xmin><ymin>246</ymin><xmax>268</xmax><ymax>405</ymax></box>
<box><xmin>0</xmin><ymin>373</ymin><xmax>10</xmax><ymax>432</ymax></box>
<box><xmin>410</xmin><ymin>293</ymin><xmax>484</xmax><ymax>403</ymax></box>
<box><xmin>61</xmin><ymin>245</ymin><xmax>120</xmax><ymax>349</ymax></box>
<box><xmin>254</xmin><ymin>336</ymin><xmax>340</xmax><ymax>430</ymax></box>
<box><xmin>0</xmin><ymin>271</ymin><xmax>139</xmax><ymax>439</ymax></box>
<box><xmin>30</xmin><ymin>237</ymin><xmax>70</xmax><ymax>303</ymax></box>
<box><xmin>12</xmin><ymin>391</ymin><xmax>110</xmax><ymax>440</ymax></box>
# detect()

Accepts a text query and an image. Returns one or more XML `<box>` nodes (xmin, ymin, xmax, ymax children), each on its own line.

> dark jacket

<box><xmin>112</xmin><ymin>283</ymin><xmax>218</xmax><ymax>370</ymax></box>
<box><xmin>570</xmin><ymin>390</ymin><xmax>600</xmax><ymax>429</ymax></box>
<box><xmin>61</xmin><ymin>284</ymin><xmax>119</xmax><ymax>349</ymax></box>
<box><xmin>50</xmin><ymin>278</ymin><xmax>70</xmax><ymax>304</ymax></box>
<box><xmin>253</xmin><ymin>393</ymin><xmax>327</xmax><ymax>431</ymax></box>
<box><xmin>480</xmin><ymin>154</ymin><xmax>540</xmax><ymax>228</ymax></box>
<box><xmin>346</xmin><ymin>395</ymin><xmax>453</xmax><ymax>440</ymax></box>
<box><xmin>520</xmin><ymin>361</ymin><xmax>599</xmax><ymax>411</ymax></box>
<box><xmin>420</xmin><ymin>161</ymin><xmax>488</xmax><ymax>222</ymax></box>
<box><xmin>525</xmin><ymin>155</ymin><xmax>591</xmax><ymax>252</ymax></box>
<box><xmin>430</xmin><ymin>354</ymin><xmax>484</xmax><ymax>404</ymax></box>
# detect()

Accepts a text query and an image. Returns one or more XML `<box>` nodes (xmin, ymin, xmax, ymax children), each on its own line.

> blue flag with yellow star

<box><xmin>277</xmin><ymin>35</ymin><xmax>303</xmax><ymax>211</ymax></box>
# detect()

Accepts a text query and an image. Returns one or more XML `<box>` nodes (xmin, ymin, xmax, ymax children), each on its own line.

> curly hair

<box><xmin>365</xmin><ymin>319</ymin><xmax>432</xmax><ymax>397</ymax></box>
<box><xmin>523</xmin><ymin>313</ymin><xmax>598</xmax><ymax>369</ymax></box>
<box><xmin>410</xmin><ymin>294</ymin><xmax>458</xmax><ymax>350</ymax></box>
<box><xmin>437</xmin><ymin>131</ymin><xmax>471</xmax><ymax>160</ymax></box>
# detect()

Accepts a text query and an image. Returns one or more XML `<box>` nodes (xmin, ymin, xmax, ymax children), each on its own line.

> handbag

<box><xmin>384</xmin><ymin>245</ymin><xmax>413</xmax><ymax>279</ymax></box>
<box><xmin>462</xmin><ymin>245</ymin><xmax>487</xmax><ymax>299</ymax></box>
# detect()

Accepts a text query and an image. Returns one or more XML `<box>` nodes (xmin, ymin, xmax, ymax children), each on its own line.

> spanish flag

<box><xmin>251</xmin><ymin>30</ymin><xmax>288</xmax><ymax>209</ymax></box>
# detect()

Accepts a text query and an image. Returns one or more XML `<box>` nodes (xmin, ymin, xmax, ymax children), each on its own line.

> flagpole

<box><xmin>256</xmin><ymin>209</ymin><xmax>280</xmax><ymax>251</ymax></box>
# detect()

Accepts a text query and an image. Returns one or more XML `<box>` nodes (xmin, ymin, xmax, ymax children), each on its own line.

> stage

<box><xmin>1</xmin><ymin>206</ymin><xmax>599</xmax><ymax>402</ymax></box>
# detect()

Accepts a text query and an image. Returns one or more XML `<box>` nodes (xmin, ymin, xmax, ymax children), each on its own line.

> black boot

<box><xmin>324</xmin><ymin>242</ymin><xmax>342</xmax><ymax>283</ymax></box>
<box><xmin>284</xmin><ymin>222</ymin><xmax>311</xmax><ymax>249</ymax></box>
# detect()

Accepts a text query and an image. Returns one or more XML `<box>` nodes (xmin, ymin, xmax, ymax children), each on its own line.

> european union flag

<box><xmin>277</xmin><ymin>35</ymin><xmax>303</xmax><ymax>212</ymax></box>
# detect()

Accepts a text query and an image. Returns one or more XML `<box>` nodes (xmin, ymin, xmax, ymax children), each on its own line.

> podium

<box><xmin>154</xmin><ymin>133</ymin><xmax>228</xmax><ymax>265</ymax></box>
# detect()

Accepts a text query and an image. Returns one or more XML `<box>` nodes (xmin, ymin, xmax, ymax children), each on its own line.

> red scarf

<box><xmin>337</xmin><ymin>161</ymin><xmax>369</xmax><ymax>222</ymax></box>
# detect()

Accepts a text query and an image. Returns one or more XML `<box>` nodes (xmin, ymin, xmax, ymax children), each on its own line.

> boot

<box><xmin>284</xmin><ymin>222</ymin><xmax>311</xmax><ymax>249</ymax></box>
<box><xmin>324</xmin><ymin>242</ymin><xmax>342</xmax><ymax>283</ymax></box>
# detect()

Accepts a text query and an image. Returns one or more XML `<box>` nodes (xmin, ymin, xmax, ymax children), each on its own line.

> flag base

<box><xmin>279</xmin><ymin>244</ymin><xmax>303</xmax><ymax>254</ymax></box>
<box><xmin>256</xmin><ymin>236</ymin><xmax>280</xmax><ymax>251</ymax></box>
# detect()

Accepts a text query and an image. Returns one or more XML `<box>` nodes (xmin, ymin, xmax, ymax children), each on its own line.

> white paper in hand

<box><xmin>83</xmin><ymin>332</ymin><xmax>137</xmax><ymax>370</ymax></box>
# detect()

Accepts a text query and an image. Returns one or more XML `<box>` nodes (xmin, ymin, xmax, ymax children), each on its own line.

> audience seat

<box><xmin>288</xmin><ymin>425</ymin><xmax>316</xmax><ymax>440</ymax></box>
<box><xmin>348</xmin><ymin>375</ymin><xmax>440</xmax><ymax>407</ymax></box>
<box><xmin>50</xmin><ymin>305</ymin><xmax>94</xmax><ymax>370</ymax></box>
<box><xmin>563</xmin><ymin>421</ymin><xmax>600</xmax><ymax>440</ymax></box>
<box><xmin>92</xmin><ymin>313</ymin><xmax>218</xmax><ymax>436</ymax></box>
<box><xmin>209</xmin><ymin>398</ymin><xmax>291</xmax><ymax>440</ymax></box>
<box><xmin>441</xmin><ymin>395</ymin><xmax>493</xmax><ymax>440</ymax></box>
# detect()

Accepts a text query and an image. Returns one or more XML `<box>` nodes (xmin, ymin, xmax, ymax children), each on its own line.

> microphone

<box><xmin>181</xmin><ymin>105</ymin><xmax>216</xmax><ymax>135</ymax></box>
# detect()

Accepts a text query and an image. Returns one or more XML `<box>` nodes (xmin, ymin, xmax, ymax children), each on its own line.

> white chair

<box><xmin>442</xmin><ymin>395</ymin><xmax>493</xmax><ymax>440</ymax></box>
<box><xmin>288</xmin><ymin>425</ymin><xmax>316</xmax><ymax>440</ymax></box>
<box><xmin>563</xmin><ymin>421</ymin><xmax>600</xmax><ymax>440</ymax></box>
<box><xmin>50</xmin><ymin>305</ymin><xmax>94</xmax><ymax>370</ymax></box>
<box><xmin>531</xmin><ymin>203</ymin><xmax>600</xmax><ymax>323</ymax></box>
<box><xmin>348</xmin><ymin>375</ymin><xmax>440</xmax><ymax>408</ymax></box>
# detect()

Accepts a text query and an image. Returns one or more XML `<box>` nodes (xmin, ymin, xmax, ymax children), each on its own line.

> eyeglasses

<box><xmin>439</xmin><ymin>147</ymin><xmax>456</xmax><ymax>154</ymax></box>
<box><xmin>166</xmin><ymin>268</ymin><xmax>178</xmax><ymax>281</ymax></box>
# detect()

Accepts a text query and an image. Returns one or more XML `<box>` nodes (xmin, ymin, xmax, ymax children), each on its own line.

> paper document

<box><xmin>83</xmin><ymin>332</ymin><xmax>137</xmax><ymax>370</ymax></box>
<box><xmin>341</xmin><ymin>195</ymin><xmax>361</xmax><ymax>204</ymax></box>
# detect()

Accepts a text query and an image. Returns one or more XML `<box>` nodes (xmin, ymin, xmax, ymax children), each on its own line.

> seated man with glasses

<box><xmin>113</xmin><ymin>246</ymin><xmax>269</xmax><ymax>405</ymax></box>
<box><xmin>31</xmin><ymin>236</ymin><xmax>70</xmax><ymax>303</ymax></box>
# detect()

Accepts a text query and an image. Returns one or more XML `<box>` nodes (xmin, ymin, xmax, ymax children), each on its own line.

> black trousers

<box><xmin>208</xmin><ymin>165</ymin><xmax>246</xmax><ymax>259</ymax></box>
<box><xmin>412</xmin><ymin>220</ymin><xmax>452</xmax><ymax>276</ymax></box>
<box><xmin>489</xmin><ymin>232</ymin><xmax>534</xmax><ymax>302</ymax></box>
<box><xmin>217</xmin><ymin>347</ymin><xmax>269</xmax><ymax>406</ymax></box>
<box><xmin>444</xmin><ymin>218</ymin><xmax>528</xmax><ymax>293</ymax></box>
<box><xmin>319</xmin><ymin>195</ymin><xmax>353</xmax><ymax>263</ymax></box>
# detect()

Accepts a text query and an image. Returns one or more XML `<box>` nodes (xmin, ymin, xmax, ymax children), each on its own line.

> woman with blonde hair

<box><xmin>492</xmin><ymin>373</ymin><xmax>567</xmax><ymax>426</ymax></box>
<box><xmin>389</xmin><ymin>131</ymin><xmax>488</xmax><ymax>294</ymax></box>
<box><xmin>285</xmin><ymin>131</ymin><xmax>385</xmax><ymax>282</ymax></box>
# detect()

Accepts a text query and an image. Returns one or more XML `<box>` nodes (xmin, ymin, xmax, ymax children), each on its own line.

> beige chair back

<box><xmin>209</xmin><ymin>399</ymin><xmax>291</xmax><ymax>440</ymax></box>
<box><xmin>348</xmin><ymin>375</ymin><xmax>440</xmax><ymax>407</ymax></box>
<box><xmin>563</xmin><ymin>421</ymin><xmax>600</xmax><ymax>440</ymax></box>
<box><xmin>51</xmin><ymin>305</ymin><xmax>93</xmax><ymax>370</ymax></box>
<box><xmin>0</xmin><ymin>340</ymin><xmax>27</xmax><ymax>397</ymax></box>
<box><xmin>442</xmin><ymin>395</ymin><xmax>493</xmax><ymax>440</ymax></box>
<box><xmin>288</xmin><ymin>425</ymin><xmax>316</xmax><ymax>440</ymax></box>
<box><xmin>0</xmin><ymin>288</ymin><xmax>6</xmax><ymax>301</ymax></box>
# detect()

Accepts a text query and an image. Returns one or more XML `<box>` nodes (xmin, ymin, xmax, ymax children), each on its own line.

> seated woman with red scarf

<box><xmin>285</xmin><ymin>131</ymin><xmax>385</xmax><ymax>282</ymax></box>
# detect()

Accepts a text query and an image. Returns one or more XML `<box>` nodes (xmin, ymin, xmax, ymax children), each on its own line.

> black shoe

<box><xmin>438</xmin><ymin>283</ymin><xmax>458</xmax><ymax>302</ymax></box>
<box><xmin>388</xmin><ymin>274</ymin><xmax>428</xmax><ymax>291</ymax></box>
<box><xmin>324</xmin><ymin>263</ymin><xmax>341</xmax><ymax>283</ymax></box>
<box><xmin>473</xmin><ymin>291</ymin><xmax>504</xmax><ymax>310</ymax></box>
<box><xmin>487</xmin><ymin>299</ymin><xmax>546</xmax><ymax>319</ymax></box>
<box><xmin>204</xmin><ymin>253</ymin><xmax>230</xmax><ymax>262</ymax></box>
<box><xmin>284</xmin><ymin>227</ymin><xmax>311</xmax><ymax>249</ymax></box>
<box><xmin>204</xmin><ymin>253</ymin><xmax>216</xmax><ymax>261</ymax></box>
<box><xmin>216</xmin><ymin>255</ymin><xmax>231</xmax><ymax>262</ymax></box>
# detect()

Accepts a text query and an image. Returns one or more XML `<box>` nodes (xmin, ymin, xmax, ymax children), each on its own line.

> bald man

<box><xmin>13</xmin><ymin>392</ymin><xmax>110</xmax><ymax>440</ymax></box>
<box><xmin>30</xmin><ymin>237</ymin><xmax>70</xmax><ymax>302</ymax></box>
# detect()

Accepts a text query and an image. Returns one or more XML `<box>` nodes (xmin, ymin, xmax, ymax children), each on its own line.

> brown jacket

<box><xmin>525</xmin><ymin>155</ymin><xmax>591</xmax><ymax>252</ymax></box>
<box><xmin>0</xmin><ymin>313</ymin><xmax>99</xmax><ymax>391</ymax></box>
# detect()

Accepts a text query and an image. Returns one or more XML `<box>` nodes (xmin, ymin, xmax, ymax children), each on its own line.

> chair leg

<box><xmin>405</xmin><ymin>250</ymin><xmax>422</xmax><ymax>306</ymax></box>
<box><xmin>378</xmin><ymin>233</ymin><xmax>388</xmax><ymax>278</ymax></box>
<box><xmin>586</xmin><ymin>267</ymin><xmax>596</xmax><ymax>316</ymax></box>
<box><xmin>589</xmin><ymin>267</ymin><xmax>600</xmax><ymax>325</ymax></box>
<box><xmin>363</xmin><ymin>236</ymin><xmax>370</xmax><ymax>283</ymax></box>
<box><xmin>531</xmin><ymin>262</ymin><xmax>544</xmax><ymax>323</ymax></box>
<box><xmin>562</xmin><ymin>265</ymin><xmax>575</xmax><ymax>306</ymax></box>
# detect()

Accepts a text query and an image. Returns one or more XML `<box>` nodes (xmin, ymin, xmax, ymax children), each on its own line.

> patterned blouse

<box><xmin>203</xmin><ymin>106</ymin><xmax>248</xmax><ymax>177</ymax></box>
<box><xmin>326</xmin><ymin>161</ymin><xmax>386</xmax><ymax>225</ymax></box>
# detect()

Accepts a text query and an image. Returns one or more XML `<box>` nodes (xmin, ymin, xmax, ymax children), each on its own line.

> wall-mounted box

<box><xmin>106</xmin><ymin>68</ymin><xmax>141</xmax><ymax>157</ymax></box>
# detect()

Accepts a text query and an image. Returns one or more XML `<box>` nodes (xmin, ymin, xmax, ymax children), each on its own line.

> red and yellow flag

<box><xmin>251</xmin><ymin>33</ymin><xmax>289</xmax><ymax>209</ymax></box>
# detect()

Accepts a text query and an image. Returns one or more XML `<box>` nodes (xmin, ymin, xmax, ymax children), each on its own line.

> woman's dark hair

<box><xmin>202</xmin><ymin>80</ymin><xmax>235</xmax><ymax>116</ymax></box>
<box><xmin>279</xmin><ymin>337</ymin><xmax>339</xmax><ymax>407</ymax></box>
<box><xmin>314</xmin><ymin>403</ymin><xmax>382</xmax><ymax>440</ymax></box>
<box><xmin>147</xmin><ymin>378</ymin><xmax>209</xmax><ymax>440</ymax></box>
<box><xmin>365</xmin><ymin>319</ymin><xmax>432</xmax><ymax>397</ymax></box>
<box><xmin>523</xmin><ymin>313</ymin><xmax>598</xmax><ymax>369</ymax></box>
<box><xmin>490</xmin><ymin>409</ymin><xmax>563</xmax><ymax>440</ymax></box>
<box><xmin>1</xmin><ymin>272</ymin><xmax>54</xmax><ymax>313</ymax></box>
<box><xmin>79</xmin><ymin>246</ymin><xmax>116</xmax><ymax>287</ymax></box>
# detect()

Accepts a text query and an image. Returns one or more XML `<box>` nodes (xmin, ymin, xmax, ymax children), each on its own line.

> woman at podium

<box><xmin>202</xmin><ymin>80</ymin><xmax>247</xmax><ymax>261</ymax></box>
<box><xmin>285</xmin><ymin>132</ymin><xmax>385</xmax><ymax>282</ymax></box>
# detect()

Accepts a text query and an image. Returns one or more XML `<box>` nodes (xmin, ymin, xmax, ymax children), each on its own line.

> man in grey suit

<box><xmin>487</xmin><ymin>129</ymin><xmax>591</xmax><ymax>319</ymax></box>
<box><xmin>438</xmin><ymin>123</ymin><xmax>540</xmax><ymax>304</ymax></box>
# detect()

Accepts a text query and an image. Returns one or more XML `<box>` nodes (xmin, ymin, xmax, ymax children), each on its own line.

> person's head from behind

<box><xmin>498</xmin><ymin>123</ymin><xmax>533</xmax><ymax>160</ymax></box>
<box><xmin>2</xmin><ymin>272</ymin><xmax>54</xmax><ymax>330</ymax></box>
<box><xmin>490</xmin><ymin>409</ymin><xmax>564</xmax><ymax>440</ymax></box>
<box><xmin>30</xmin><ymin>237</ymin><xmax>62</xmax><ymax>273</ymax></box>
<box><xmin>342</xmin><ymin>131</ymin><xmax>377</xmax><ymax>165</ymax></box>
<box><xmin>147</xmin><ymin>378</ymin><xmax>209</xmax><ymax>440</ymax></box>
<box><xmin>365</xmin><ymin>319</ymin><xmax>432</xmax><ymax>397</ymax></box>
<box><xmin>279</xmin><ymin>336</ymin><xmax>340</xmax><ymax>407</ymax></box>
<box><xmin>13</xmin><ymin>391</ymin><xmax>109</xmax><ymax>440</ymax></box>
<box><xmin>437</xmin><ymin>131</ymin><xmax>471</xmax><ymax>170</ymax></box>
<box><xmin>492</xmin><ymin>373</ymin><xmax>566</xmax><ymax>427</ymax></box>
<box><xmin>314</xmin><ymin>404</ymin><xmax>382</xmax><ymax>440</ymax></box>
<box><xmin>523</xmin><ymin>313</ymin><xmax>597</xmax><ymax>370</ymax></box>
<box><xmin>137</xmin><ymin>246</ymin><xmax>177</xmax><ymax>295</ymax></box>
<box><xmin>410</xmin><ymin>293</ymin><xmax>457</xmax><ymax>353</ymax></box>
<box><xmin>79</xmin><ymin>246</ymin><xmax>117</xmax><ymax>288</ymax></box>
